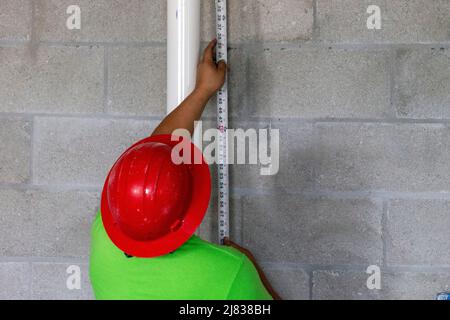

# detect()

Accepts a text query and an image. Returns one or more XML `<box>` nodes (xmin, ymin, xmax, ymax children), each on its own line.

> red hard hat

<box><xmin>101</xmin><ymin>134</ymin><xmax>211</xmax><ymax>258</ymax></box>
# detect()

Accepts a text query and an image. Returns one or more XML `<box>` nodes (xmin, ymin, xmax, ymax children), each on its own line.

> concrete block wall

<box><xmin>0</xmin><ymin>0</ymin><xmax>449</xmax><ymax>300</ymax></box>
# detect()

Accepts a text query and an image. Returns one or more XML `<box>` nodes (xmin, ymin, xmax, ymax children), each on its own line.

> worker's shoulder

<box><xmin>182</xmin><ymin>235</ymin><xmax>246</xmax><ymax>265</ymax></box>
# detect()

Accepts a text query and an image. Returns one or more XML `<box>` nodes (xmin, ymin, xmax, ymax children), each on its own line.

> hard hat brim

<box><xmin>101</xmin><ymin>134</ymin><xmax>211</xmax><ymax>258</ymax></box>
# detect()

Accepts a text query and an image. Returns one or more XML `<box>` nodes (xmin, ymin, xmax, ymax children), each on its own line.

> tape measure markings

<box><xmin>215</xmin><ymin>0</ymin><xmax>229</xmax><ymax>244</ymax></box>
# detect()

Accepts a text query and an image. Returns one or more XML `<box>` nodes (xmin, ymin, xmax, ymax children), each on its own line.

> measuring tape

<box><xmin>215</xmin><ymin>0</ymin><xmax>229</xmax><ymax>244</ymax></box>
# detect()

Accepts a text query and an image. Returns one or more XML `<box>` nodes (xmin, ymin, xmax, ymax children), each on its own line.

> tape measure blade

<box><xmin>215</xmin><ymin>0</ymin><xmax>229</xmax><ymax>244</ymax></box>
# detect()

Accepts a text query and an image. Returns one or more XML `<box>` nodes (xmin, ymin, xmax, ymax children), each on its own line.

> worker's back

<box><xmin>89</xmin><ymin>212</ymin><xmax>272</xmax><ymax>300</ymax></box>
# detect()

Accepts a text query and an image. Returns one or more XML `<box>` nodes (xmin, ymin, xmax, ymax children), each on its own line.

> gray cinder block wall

<box><xmin>0</xmin><ymin>0</ymin><xmax>449</xmax><ymax>300</ymax></box>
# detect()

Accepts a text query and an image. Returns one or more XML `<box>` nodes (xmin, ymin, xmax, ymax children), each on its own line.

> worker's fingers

<box><xmin>223</xmin><ymin>237</ymin><xmax>233</xmax><ymax>246</ymax></box>
<box><xmin>218</xmin><ymin>60</ymin><xmax>227</xmax><ymax>75</ymax></box>
<box><xmin>223</xmin><ymin>238</ymin><xmax>241</xmax><ymax>250</ymax></box>
<box><xmin>202</xmin><ymin>39</ymin><xmax>217</xmax><ymax>63</ymax></box>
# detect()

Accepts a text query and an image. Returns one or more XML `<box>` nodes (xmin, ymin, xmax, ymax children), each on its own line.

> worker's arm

<box><xmin>224</xmin><ymin>238</ymin><xmax>281</xmax><ymax>300</ymax></box>
<box><xmin>152</xmin><ymin>39</ymin><xmax>226</xmax><ymax>137</ymax></box>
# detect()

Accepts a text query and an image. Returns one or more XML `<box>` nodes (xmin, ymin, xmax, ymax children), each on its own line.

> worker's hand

<box><xmin>195</xmin><ymin>39</ymin><xmax>227</xmax><ymax>98</ymax></box>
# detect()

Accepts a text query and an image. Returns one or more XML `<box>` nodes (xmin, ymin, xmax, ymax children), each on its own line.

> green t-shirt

<box><xmin>89</xmin><ymin>212</ymin><xmax>272</xmax><ymax>300</ymax></box>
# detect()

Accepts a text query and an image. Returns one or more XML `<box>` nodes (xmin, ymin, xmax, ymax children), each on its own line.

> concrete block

<box><xmin>0</xmin><ymin>117</ymin><xmax>31</xmax><ymax>184</ymax></box>
<box><xmin>263</xmin><ymin>267</ymin><xmax>310</xmax><ymax>300</ymax></box>
<box><xmin>34</xmin><ymin>0</ymin><xmax>166</xmax><ymax>42</ymax></box>
<box><xmin>382</xmin><ymin>272</ymin><xmax>450</xmax><ymax>300</ymax></box>
<box><xmin>34</xmin><ymin>117</ymin><xmax>158</xmax><ymax>186</ymax></box>
<box><xmin>313</xmin><ymin>270</ymin><xmax>450</xmax><ymax>300</ymax></box>
<box><xmin>32</xmin><ymin>263</ymin><xmax>93</xmax><ymax>300</ymax></box>
<box><xmin>246</xmin><ymin>48</ymin><xmax>391</xmax><ymax>119</ymax></box>
<box><xmin>317</xmin><ymin>0</ymin><xmax>450</xmax><ymax>43</ymax></box>
<box><xmin>386</xmin><ymin>199</ymin><xmax>450</xmax><ymax>265</ymax></box>
<box><xmin>242</xmin><ymin>195</ymin><xmax>383</xmax><ymax>265</ymax></box>
<box><xmin>313</xmin><ymin>271</ymin><xmax>372</xmax><ymax>300</ymax></box>
<box><xmin>394</xmin><ymin>48</ymin><xmax>450</xmax><ymax>119</ymax></box>
<box><xmin>228</xmin><ymin>121</ymin><xmax>317</xmax><ymax>194</ymax></box>
<box><xmin>108</xmin><ymin>47</ymin><xmax>166</xmax><ymax>116</ymax></box>
<box><xmin>384</xmin><ymin>272</ymin><xmax>450</xmax><ymax>300</ymax></box>
<box><xmin>0</xmin><ymin>189</ymin><xmax>99</xmax><ymax>257</ymax></box>
<box><xmin>0</xmin><ymin>263</ymin><xmax>30</xmax><ymax>300</ymax></box>
<box><xmin>201</xmin><ymin>0</ymin><xmax>314</xmax><ymax>43</ymax></box>
<box><xmin>0</xmin><ymin>46</ymin><xmax>103</xmax><ymax>114</ymax></box>
<box><xmin>314</xmin><ymin>123</ymin><xmax>450</xmax><ymax>192</ymax></box>
<box><xmin>0</xmin><ymin>0</ymin><xmax>32</xmax><ymax>41</ymax></box>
